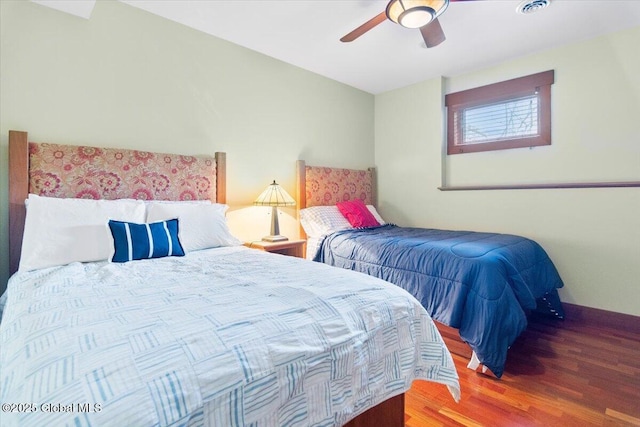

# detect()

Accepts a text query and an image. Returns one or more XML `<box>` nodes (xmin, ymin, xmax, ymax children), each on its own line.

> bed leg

<box><xmin>466</xmin><ymin>351</ymin><xmax>490</xmax><ymax>374</ymax></box>
<box><xmin>535</xmin><ymin>290</ymin><xmax>565</xmax><ymax>320</ymax></box>
<box><xmin>467</xmin><ymin>351</ymin><xmax>481</xmax><ymax>370</ymax></box>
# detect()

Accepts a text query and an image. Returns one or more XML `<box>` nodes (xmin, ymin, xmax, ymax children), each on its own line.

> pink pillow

<box><xmin>336</xmin><ymin>199</ymin><xmax>381</xmax><ymax>228</ymax></box>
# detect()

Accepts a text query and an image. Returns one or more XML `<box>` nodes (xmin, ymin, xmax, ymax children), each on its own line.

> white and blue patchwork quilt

<box><xmin>0</xmin><ymin>246</ymin><xmax>459</xmax><ymax>427</ymax></box>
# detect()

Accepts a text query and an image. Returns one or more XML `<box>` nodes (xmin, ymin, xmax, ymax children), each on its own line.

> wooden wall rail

<box><xmin>439</xmin><ymin>181</ymin><xmax>640</xmax><ymax>191</ymax></box>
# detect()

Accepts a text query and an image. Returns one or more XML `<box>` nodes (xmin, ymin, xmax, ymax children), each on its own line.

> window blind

<box><xmin>457</xmin><ymin>94</ymin><xmax>539</xmax><ymax>146</ymax></box>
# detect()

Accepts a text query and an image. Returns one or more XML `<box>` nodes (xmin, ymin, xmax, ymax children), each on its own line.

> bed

<box><xmin>0</xmin><ymin>130</ymin><xmax>459</xmax><ymax>427</ymax></box>
<box><xmin>295</xmin><ymin>160</ymin><xmax>565</xmax><ymax>378</ymax></box>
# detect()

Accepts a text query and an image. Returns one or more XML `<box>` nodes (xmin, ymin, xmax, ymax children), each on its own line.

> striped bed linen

<box><xmin>0</xmin><ymin>246</ymin><xmax>459</xmax><ymax>427</ymax></box>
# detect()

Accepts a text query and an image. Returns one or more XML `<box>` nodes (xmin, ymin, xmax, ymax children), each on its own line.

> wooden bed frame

<box><xmin>295</xmin><ymin>159</ymin><xmax>475</xmax><ymax>364</ymax></box>
<box><xmin>7</xmin><ymin>131</ymin><xmax>405</xmax><ymax>427</ymax></box>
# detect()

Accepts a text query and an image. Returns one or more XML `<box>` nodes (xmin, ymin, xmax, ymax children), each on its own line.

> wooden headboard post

<box><xmin>368</xmin><ymin>167</ymin><xmax>377</xmax><ymax>208</ymax></box>
<box><xmin>215</xmin><ymin>152</ymin><xmax>226</xmax><ymax>204</ymax></box>
<box><xmin>295</xmin><ymin>160</ymin><xmax>307</xmax><ymax>239</ymax></box>
<box><xmin>8</xmin><ymin>130</ymin><xmax>29</xmax><ymax>275</ymax></box>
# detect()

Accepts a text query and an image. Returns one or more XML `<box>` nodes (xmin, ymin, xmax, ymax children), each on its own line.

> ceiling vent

<box><xmin>517</xmin><ymin>0</ymin><xmax>551</xmax><ymax>15</ymax></box>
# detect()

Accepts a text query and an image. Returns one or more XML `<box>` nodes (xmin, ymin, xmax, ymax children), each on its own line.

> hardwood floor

<box><xmin>406</xmin><ymin>313</ymin><xmax>640</xmax><ymax>426</ymax></box>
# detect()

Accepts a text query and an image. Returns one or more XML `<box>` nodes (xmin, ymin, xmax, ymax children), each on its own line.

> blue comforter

<box><xmin>314</xmin><ymin>225</ymin><xmax>564</xmax><ymax>377</ymax></box>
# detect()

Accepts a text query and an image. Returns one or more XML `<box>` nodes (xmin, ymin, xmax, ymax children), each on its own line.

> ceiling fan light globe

<box><xmin>386</xmin><ymin>0</ymin><xmax>450</xmax><ymax>29</ymax></box>
<box><xmin>399</xmin><ymin>7</ymin><xmax>435</xmax><ymax>28</ymax></box>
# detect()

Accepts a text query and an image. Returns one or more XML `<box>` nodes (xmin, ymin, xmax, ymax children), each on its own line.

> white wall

<box><xmin>375</xmin><ymin>27</ymin><xmax>640</xmax><ymax>316</ymax></box>
<box><xmin>0</xmin><ymin>1</ymin><xmax>374</xmax><ymax>290</ymax></box>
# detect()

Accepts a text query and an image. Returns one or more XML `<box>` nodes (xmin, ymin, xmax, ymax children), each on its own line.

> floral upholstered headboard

<box><xmin>28</xmin><ymin>142</ymin><xmax>217</xmax><ymax>201</ymax></box>
<box><xmin>295</xmin><ymin>161</ymin><xmax>376</xmax><ymax>208</ymax></box>
<box><xmin>8</xmin><ymin>130</ymin><xmax>226</xmax><ymax>274</ymax></box>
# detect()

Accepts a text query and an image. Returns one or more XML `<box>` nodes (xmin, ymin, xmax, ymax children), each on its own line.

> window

<box><xmin>445</xmin><ymin>70</ymin><xmax>554</xmax><ymax>155</ymax></box>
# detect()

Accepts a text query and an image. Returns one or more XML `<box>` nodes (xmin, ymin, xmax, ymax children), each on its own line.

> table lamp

<box><xmin>253</xmin><ymin>180</ymin><xmax>296</xmax><ymax>242</ymax></box>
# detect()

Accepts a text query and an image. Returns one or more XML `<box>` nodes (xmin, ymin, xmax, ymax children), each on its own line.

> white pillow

<box><xmin>300</xmin><ymin>205</ymin><xmax>386</xmax><ymax>238</ymax></box>
<box><xmin>19</xmin><ymin>194</ymin><xmax>146</xmax><ymax>271</ymax></box>
<box><xmin>367</xmin><ymin>205</ymin><xmax>386</xmax><ymax>226</ymax></box>
<box><xmin>146</xmin><ymin>203</ymin><xmax>241</xmax><ymax>251</ymax></box>
<box><xmin>300</xmin><ymin>206</ymin><xmax>352</xmax><ymax>238</ymax></box>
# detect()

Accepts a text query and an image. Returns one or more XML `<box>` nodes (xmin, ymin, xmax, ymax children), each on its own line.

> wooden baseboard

<box><xmin>562</xmin><ymin>302</ymin><xmax>640</xmax><ymax>335</ymax></box>
<box><xmin>436</xmin><ymin>303</ymin><xmax>640</xmax><ymax>360</ymax></box>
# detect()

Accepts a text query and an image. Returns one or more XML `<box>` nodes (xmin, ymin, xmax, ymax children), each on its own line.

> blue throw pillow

<box><xmin>108</xmin><ymin>218</ymin><xmax>185</xmax><ymax>263</ymax></box>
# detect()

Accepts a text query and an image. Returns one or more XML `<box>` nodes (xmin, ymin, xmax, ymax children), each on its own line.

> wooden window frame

<box><xmin>445</xmin><ymin>70</ymin><xmax>555</xmax><ymax>155</ymax></box>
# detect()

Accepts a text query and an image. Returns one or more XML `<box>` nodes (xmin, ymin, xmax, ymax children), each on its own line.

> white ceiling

<box><xmin>32</xmin><ymin>0</ymin><xmax>640</xmax><ymax>94</ymax></box>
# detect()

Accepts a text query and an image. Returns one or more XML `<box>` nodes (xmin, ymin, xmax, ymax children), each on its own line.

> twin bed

<box><xmin>0</xmin><ymin>131</ymin><xmax>459</xmax><ymax>427</ymax></box>
<box><xmin>296</xmin><ymin>161</ymin><xmax>565</xmax><ymax>378</ymax></box>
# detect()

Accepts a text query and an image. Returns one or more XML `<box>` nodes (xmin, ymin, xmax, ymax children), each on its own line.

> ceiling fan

<box><xmin>340</xmin><ymin>0</ymin><xmax>473</xmax><ymax>48</ymax></box>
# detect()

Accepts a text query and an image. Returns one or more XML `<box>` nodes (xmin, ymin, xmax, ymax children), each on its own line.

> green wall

<box><xmin>375</xmin><ymin>27</ymin><xmax>640</xmax><ymax>316</ymax></box>
<box><xmin>0</xmin><ymin>0</ymin><xmax>374</xmax><ymax>290</ymax></box>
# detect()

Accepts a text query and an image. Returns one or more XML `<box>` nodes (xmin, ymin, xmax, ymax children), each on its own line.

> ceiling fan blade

<box><xmin>340</xmin><ymin>11</ymin><xmax>387</xmax><ymax>42</ymax></box>
<box><xmin>420</xmin><ymin>18</ymin><xmax>446</xmax><ymax>48</ymax></box>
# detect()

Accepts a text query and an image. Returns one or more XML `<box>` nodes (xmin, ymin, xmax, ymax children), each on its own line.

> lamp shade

<box><xmin>253</xmin><ymin>180</ymin><xmax>296</xmax><ymax>207</ymax></box>
<box><xmin>386</xmin><ymin>0</ymin><xmax>449</xmax><ymax>29</ymax></box>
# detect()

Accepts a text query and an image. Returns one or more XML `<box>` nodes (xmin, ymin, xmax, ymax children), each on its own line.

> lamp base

<box><xmin>262</xmin><ymin>235</ymin><xmax>289</xmax><ymax>242</ymax></box>
<box><xmin>262</xmin><ymin>206</ymin><xmax>288</xmax><ymax>242</ymax></box>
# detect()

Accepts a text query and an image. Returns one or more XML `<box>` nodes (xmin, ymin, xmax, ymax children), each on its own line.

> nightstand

<box><xmin>244</xmin><ymin>239</ymin><xmax>306</xmax><ymax>258</ymax></box>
